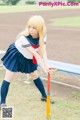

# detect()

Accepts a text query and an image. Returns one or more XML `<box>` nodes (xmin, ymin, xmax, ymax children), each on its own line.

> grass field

<box><xmin>0</xmin><ymin>5</ymin><xmax>80</xmax><ymax>14</ymax></box>
<box><xmin>50</xmin><ymin>17</ymin><xmax>80</xmax><ymax>27</ymax></box>
<box><xmin>0</xmin><ymin>70</ymin><xmax>80</xmax><ymax>120</ymax></box>
<box><xmin>0</xmin><ymin>6</ymin><xmax>80</xmax><ymax>120</ymax></box>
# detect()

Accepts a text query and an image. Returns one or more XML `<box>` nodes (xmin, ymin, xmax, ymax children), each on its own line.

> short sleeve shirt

<box><xmin>15</xmin><ymin>35</ymin><xmax>47</xmax><ymax>59</ymax></box>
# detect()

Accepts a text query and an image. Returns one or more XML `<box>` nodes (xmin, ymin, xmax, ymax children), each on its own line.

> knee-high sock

<box><xmin>1</xmin><ymin>80</ymin><xmax>10</xmax><ymax>104</ymax></box>
<box><xmin>33</xmin><ymin>77</ymin><xmax>47</xmax><ymax>98</ymax></box>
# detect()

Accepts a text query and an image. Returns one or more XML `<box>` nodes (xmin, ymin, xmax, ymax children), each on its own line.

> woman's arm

<box><xmin>43</xmin><ymin>45</ymin><xmax>57</xmax><ymax>73</ymax></box>
<box><xmin>26</xmin><ymin>46</ymin><xmax>47</xmax><ymax>74</ymax></box>
<box><xmin>43</xmin><ymin>45</ymin><xmax>49</xmax><ymax>68</ymax></box>
<box><xmin>42</xmin><ymin>35</ymin><xmax>49</xmax><ymax>68</ymax></box>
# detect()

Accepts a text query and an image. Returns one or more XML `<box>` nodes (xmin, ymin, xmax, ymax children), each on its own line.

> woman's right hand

<box><xmin>43</xmin><ymin>66</ymin><xmax>57</xmax><ymax>75</ymax></box>
<box><xmin>42</xmin><ymin>65</ymin><xmax>49</xmax><ymax>75</ymax></box>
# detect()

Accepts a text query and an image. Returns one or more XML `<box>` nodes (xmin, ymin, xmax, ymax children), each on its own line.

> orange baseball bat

<box><xmin>46</xmin><ymin>72</ymin><xmax>51</xmax><ymax>120</ymax></box>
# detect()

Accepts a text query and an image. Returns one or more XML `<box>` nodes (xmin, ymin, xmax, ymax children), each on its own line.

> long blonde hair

<box><xmin>18</xmin><ymin>15</ymin><xmax>47</xmax><ymax>57</ymax></box>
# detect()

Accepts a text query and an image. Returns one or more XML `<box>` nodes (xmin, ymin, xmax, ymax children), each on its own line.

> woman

<box><xmin>0</xmin><ymin>15</ymin><xmax>53</xmax><ymax>107</ymax></box>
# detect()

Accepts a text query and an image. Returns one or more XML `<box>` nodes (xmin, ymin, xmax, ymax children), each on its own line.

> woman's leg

<box><xmin>1</xmin><ymin>69</ymin><xmax>15</xmax><ymax>104</ymax></box>
<box><xmin>30</xmin><ymin>71</ymin><xmax>47</xmax><ymax>99</ymax></box>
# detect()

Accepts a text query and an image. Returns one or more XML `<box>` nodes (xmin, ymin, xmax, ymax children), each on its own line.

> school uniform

<box><xmin>1</xmin><ymin>35</ymin><xmax>48</xmax><ymax>105</ymax></box>
<box><xmin>1</xmin><ymin>35</ymin><xmax>46</xmax><ymax>73</ymax></box>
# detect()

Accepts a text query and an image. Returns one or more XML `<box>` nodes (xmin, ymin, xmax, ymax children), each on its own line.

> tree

<box><xmin>7</xmin><ymin>0</ymin><xmax>20</xmax><ymax>5</ymax></box>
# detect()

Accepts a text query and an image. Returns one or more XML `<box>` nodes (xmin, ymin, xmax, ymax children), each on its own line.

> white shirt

<box><xmin>15</xmin><ymin>35</ymin><xmax>46</xmax><ymax>59</ymax></box>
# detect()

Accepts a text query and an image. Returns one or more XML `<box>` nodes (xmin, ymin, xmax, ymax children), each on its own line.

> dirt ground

<box><xmin>0</xmin><ymin>9</ymin><xmax>80</xmax><ymax>64</ymax></box>
<box><xmin>0</xmin><ymin>9</ymin><xmax>80</xmax><ymax>99</ymax></box>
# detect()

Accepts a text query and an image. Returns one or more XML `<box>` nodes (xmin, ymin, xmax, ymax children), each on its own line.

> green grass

<box><xmin>50</xmin><ymin>17</ymin><xmax>80</xmax><ymax>27</ymax></box>
<box><xmin>0</xmin><ymin>5</ymin><xmax>80</xmax><ymax>13</ymax></box>
<box><xmin>0</xmin><ymin>76</ymin><xmax>80</xmax><ymax>120</ymax></box>
<box><xmin>70</xmin><ymin>91</ymin><xmax>80</xmax><ymax>99</ymax></box>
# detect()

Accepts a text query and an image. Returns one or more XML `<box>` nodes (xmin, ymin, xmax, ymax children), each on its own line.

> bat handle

<box><xmin>47</xmin><ymin>72</ymin><xmax>50</xmax><ymax>94</ymax></box>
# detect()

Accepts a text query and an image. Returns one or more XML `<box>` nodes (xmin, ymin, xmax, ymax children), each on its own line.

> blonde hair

<box><xmin>18</xmin><ymin>15</ymin><xmax>47</xmax><ymax>57</ymax></box>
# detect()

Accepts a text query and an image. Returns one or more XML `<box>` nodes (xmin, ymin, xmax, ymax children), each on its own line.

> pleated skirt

<box><xmin>1</xmin><ymin>43</ymin><xmax>37</xmax><ymax>73</ymax></box>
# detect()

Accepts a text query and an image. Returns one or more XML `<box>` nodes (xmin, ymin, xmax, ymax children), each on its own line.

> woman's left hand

<box><xmin>44</xmin><ymin>65</ymin><xmax>57</xmax><ymax>74</ymax></box>
<box><xmin>49</xmin><ymin>67</ymin><xmax>57</xmax><ymax>73</ymax></box>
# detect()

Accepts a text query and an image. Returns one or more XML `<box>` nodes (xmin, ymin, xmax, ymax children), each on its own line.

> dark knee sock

<box><xmin>33</xmin><ymin>77</ymin><xmax>47</xmax><ymax>98</ymax></box>
<box><xmin>1</xmin><ymin>80</ymin><xmax>10</xmax><ymax>104</ymax></box>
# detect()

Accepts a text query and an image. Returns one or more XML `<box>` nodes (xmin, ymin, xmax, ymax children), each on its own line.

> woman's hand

<box><xmin>45</xmin><ymin>65</ymin><xmax>57</xmax><ymax>73</ymax></box>
<box><xmin>49</xmin><ymin>67</ymin><xmax>57</xmax><ymax>73</ymax></box>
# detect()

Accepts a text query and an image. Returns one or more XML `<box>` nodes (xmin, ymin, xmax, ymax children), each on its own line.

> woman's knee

<box><xmin>4</xmin><ymin>69</ymin><xmax>15</xmax><ymax>82</ymax></box>
<box><xmin>30</xmin><ymin>71</ymin><xmax>39</xmax><ymax>80</ymax></box>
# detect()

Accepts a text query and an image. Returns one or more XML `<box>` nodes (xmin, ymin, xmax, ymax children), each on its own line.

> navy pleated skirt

<box><xmin>1</xmin><ymin>43</ymin><xmax>37</xmax><ymax>73</ymax></box>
